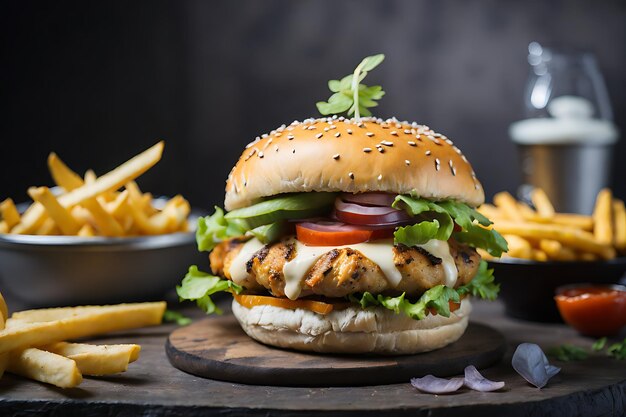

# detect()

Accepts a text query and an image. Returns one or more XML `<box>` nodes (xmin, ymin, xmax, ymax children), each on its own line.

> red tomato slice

<box><xmin>296</xmin><ymin>222</ymin><xmax>393</xmax><ymax>246</ymax></box>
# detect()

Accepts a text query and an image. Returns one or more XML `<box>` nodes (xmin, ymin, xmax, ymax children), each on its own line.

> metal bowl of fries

<box><xmin>0</xmin><ymin>142</ymin><xmax>208</xmax><ymax>307</ymax></box>
<box><xmin>481</xmin><ymin>188</ymin><xmax>626</xmax><ymax>322</ymax></box>
<box><xmin>0</xmin><ymin>212</ymin><xmax>207</xmax><ymax>307</ymax></box>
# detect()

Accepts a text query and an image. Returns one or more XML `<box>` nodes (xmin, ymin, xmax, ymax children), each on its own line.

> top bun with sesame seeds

<box><xmin>224</xmin><ymin>116</ymin><xmax>484</xmax><ymax>211</ymax></box>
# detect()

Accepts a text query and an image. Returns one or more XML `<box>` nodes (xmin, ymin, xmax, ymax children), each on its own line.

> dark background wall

<box><xmin>2</xmin><ymin>0</ymin><xmax>625</xmax><ymax>210</ymax></box>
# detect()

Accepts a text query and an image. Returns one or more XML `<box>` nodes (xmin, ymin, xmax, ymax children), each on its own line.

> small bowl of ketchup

<box><xmin>555</xmin><ymin>284</ymin><xmax>626</xmax><ymax>337</ymax></box>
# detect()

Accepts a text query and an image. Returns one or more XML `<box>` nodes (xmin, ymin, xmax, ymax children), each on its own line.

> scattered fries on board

<box><xmin>0</xmin><ymin>291</ymin><xmax>166</xmax><ymax>388</ymax></box>
<box><xmin>479</xmin><ymin>188</ymin><xmax>625</xmax><ymax>261</ymax></box>
<box><xmin>0</xmin><ymin>141</ymin><xmax>191</xmax><ymax>236</ymax></box>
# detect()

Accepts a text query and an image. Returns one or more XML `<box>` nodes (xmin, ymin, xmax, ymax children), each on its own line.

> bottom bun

<box><xmin>231</xmin><ymin>298</ymin><xmax>472</xmax><ymax>355</ymax></box>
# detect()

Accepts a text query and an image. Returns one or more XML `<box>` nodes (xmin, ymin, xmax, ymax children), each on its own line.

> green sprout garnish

<box><xmin>316</xmin><ymin>54</ymin><xmax>385</xmax><ymax>119</ymax></box>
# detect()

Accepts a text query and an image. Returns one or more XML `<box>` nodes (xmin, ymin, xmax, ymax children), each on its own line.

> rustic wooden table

<box><xmin>0</xmin><ymin>295</ymin><xmax>624</xmax><ymax>417</ymax></box>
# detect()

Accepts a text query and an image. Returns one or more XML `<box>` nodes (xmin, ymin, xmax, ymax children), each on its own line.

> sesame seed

<box><xmin>324</xmin><ymin>127</ymin><xmax>329</xmax><ymax>132</ymax></box>
<box><xmin>435</xmin><ymin>158</ymin><xmax>440</xmax><ymax>170</ymax></box>
<box><xmin>449</xmin><ymin>160</ymin><xmax>456</xmax><ymax>176</ymax></box>
<box><xmin>363</xmin><ymin>147</ymin><xmax>372</xmax><ymax>153</ymax></box>
<box><xmin>377</xmin><ymin>174</ymin><xmax>383</xmax><ymax>181</ymax></box>
<box><xmin>461</xmin><ymin>154</ymin><xmax>468</xmax><ymax>163</ymax></box>
<box><xmin>307</xmin><ymin>125</ymin><xmax>317</xmax><ymax>130</ymax></box>
<box><xmin>357</xmin><ymin>122</ymin><xmax>364</xmax><ymax>128</ymax></box>
<box><xmin>405</xmin><ymin>160</ymin><xmax>411</xmax><ymax>165</ymax></box>
<box><xmin>403</xmin><ymin>129</ymin><xmax>411</xmax><ymax>134</ymax></box>
<box><xmin>347</xmin><ymin>129</ymin><xmax>353</xmax><ymax>135</ymax></box>
<box><xmin>262</xmin><ymin>133</ymin><xmax>269</xmax><ymax>138</ymax></box>
<box><xmin>288</xmin><ymin>134</ymin><xmax>295</xmax><ymax>140</ymax></box>
<box><xmin>445</xmin><ymin>139</ymin><xmax>454</xmax><ymax>145</ymax></box>
<box><xmin>425</xmin><ymin>150</ymin><xmax>432</xmax><ymax>156</ymax></box>
<box><xmin>275</xmin><ymin>132</ymin><xmax>282</xmax><ymax>137</ymax></box>
<box><xmin>395</xmin><ymin>123</ymin><xmax>402</xmax><ymax>129</ymax></box>
<box><xmin>335</xmin><ymin>132</ymin><xmax>341</xmax><ymax>138</ymax></box>
<box><xmin>349</xmin><ymin>172</ymin><xmax>355</xmax><ymax>180</ymax></box>
<box><xmin>259</xmin><ymin>151</ymin><xmax>264</xmax><ymax>159</ymax></box>
<box><xmin>333</xmin><ymin>154</ymin><xmax>340</xmax><ymax>160</ymax></box>
<box><xmin>475</xmin><ymin>183</ymin><xmax>480</xmax><ymax>190</ymax></box>
<box><xmin>381</xmin><ymin>141</ymin><xmax>393</xmax><ymax>146</ymax></box>
<box><xmin>329</xmin><ymin>125</ymin><xmax>337</xmax><ymax>130</ymax></box>
<box><xmin>377</xmin><ymin>147</ymin><xmax>385</xmax><ymax>153</ymax></box>
<box><xmin>275</xmin><ymin>145</ymin><xmax>279</xmax><ymax>152</ymax></box>
<box><xmin>316</xmin><ymin>133</ymin><xmax>323</xmax><ymax>139</ymax></box>
<box><xmin>366</xmin><ymin>132</ymin><xmax>374</xmax><ymax>137</ymax></box>
<box><xmin>390</xmin><ymin>131</ymin><xmax>398</xmax><ymax>136</ymax></box>
<box><xmin>408</xmin><ymin>141</ymin><xmax>417</xmax><ymax>147</ymax></box>
<box><xmin>292</xmin><ymin>149</ymin><xmax>296</xmax><ymax>154</ymax></box>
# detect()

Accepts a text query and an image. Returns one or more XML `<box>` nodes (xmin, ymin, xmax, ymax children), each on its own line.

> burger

<box><xmin>177</xmin><ymin>55</ymin><xmax>507</xmax><ymax>355</ymax></box>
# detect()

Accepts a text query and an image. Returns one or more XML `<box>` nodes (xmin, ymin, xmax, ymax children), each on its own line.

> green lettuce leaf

<box><xmin>176</xmin><ymin>266</ymin><xmax>243</xmax><ymax>314</ymax></box>
<box><xmin>350</xmin><ymin>260</ymin><xmax>497</xmax><ymax>320</ymax></box>
<box><xmin>457</xmin><ymin>260</ymin><xmax>499</xmax><ymax>301</ymax></box>
<box><xmin>392</xmin><ymin>194</ymin><xmax>508</xmax><ymax>257</ymax></box>
<box><xmin>196</xmin><ymin>207</ymin><xmax>248</xmax><ymax>252</ymax></box>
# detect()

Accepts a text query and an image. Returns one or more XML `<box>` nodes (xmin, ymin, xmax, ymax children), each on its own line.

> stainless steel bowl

<box><xmin>0</xmin><ymin>212</ymin><xmax>208</xmax><ymax>307</ymax></box>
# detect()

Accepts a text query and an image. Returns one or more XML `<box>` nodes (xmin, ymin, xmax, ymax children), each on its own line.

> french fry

<box><xmin>28</xmin><ymin>187</ymin><xmax>81</xmax><ymax>235</ymax></box>
<box><xmin>0</xmin><ymin>221</ymin><xmax>7</xmax><ymax>234</ymax></box>
<box><xmin>517</xmin><ymin>202</ymin><xmax>536</xmax><ymax>218</ymax></box>
<box><xmin>7</xmin><ymin>348</ymin><xmax>82</xmax><ymax>388</ymax></box>
<box><xmin>42</xmin><ymin>342</ymin><xmax>141</xmax><ymax>376</ymax></box>
<box><xmin>578</xmin><ymin>252</ymin><xmax>599</xmax><ymax>262</ymax></box>
<box><xmin>0</xmin><ymin>198</ymin><xmax>21</xmax><ymax>229</ymax></box>
<box><xmin>84</xmin><ymin>169</ymin><xmax>97</xmax><ymax>184</ymax></box>
<box><xmin>0</xmin><ymin>292</ymin><xmax>8</xmax><ymax>324</ymax></box>
<box><xmin>522</xmin><ymin>212</ymin><xmax>594</xmax><ymax>231</ymax></box>
<box><xmin>494</xmin><ymin>191</ymin><xmax>523</xmax><ymax>221</ymax></box>
<box><xmin>47</xmin><ymin>153</ymin><xmax>84</xmax><ymax>191</ymax></box>
<box><xmin>539</xmin><ymin>239</ymin><xmax>576</xmax><ymax>261</ymax></box>
<box><xmin>531</xmin><ymin>188</ymin><xmax>555</xmax><ymax>218</ymax></box>
<box><xmin>613</xmin><ymin>199</ymin><xmax>626</xmax><ymax>251</ymax></box>
<box><xmin>128</xmin><ymin>198</ymin><xmax>165</xmax><ymax>235</ymax></box>
<box><xmin>81</xmin><ymin>198</ymin><xmax>124</xmax><ymax>237</ymax></box>
<box><xmin>12</xmin><ymin>141</ymin><xmax>164</xmax><ymax>234</ymax></box>
<box><xmin>77</xmin><ymin>223</ymin><xmax>96</xmax><ymax>237</ymax></box>
<box><xmin>35</xmin><ymin>218</ymin><xmax>59</xmax><ymax>236</ymax></box>
<box><xmin>493</xmin><ymin>220</ymin><xmax>615</xmax><ymax>260</ymax></box>
<box><xmin>531</xmin><ymin>248</ymin><xmax>548</xmax><ymax>262</ymax></box>
<box><xmin>0</xmin><ymin>301</ymin><xmax>166</xmax><ymax>354</ymax></box>
<box><xmin>476</xmin><ymin>204</ymin><xmax>504</xmax><ymax>221</ymax></box>
<box><xmin>593</xmin><ymin>188</ymin><xmax>613</xmax><ymax>245</ymax></box>
<box><xmin>503</xmin><ymin>234</ymin><xmax>532</xmax><ymax>259</ymax></box>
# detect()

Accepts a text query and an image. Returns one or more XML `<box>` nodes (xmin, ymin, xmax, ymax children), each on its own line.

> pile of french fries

<box><xmin>0</xmin><ymin>141</ymin><xmax>190</xmax><ymax>237</ymax></box>
<box><xmin>0</xmin><ymin>292</ymin><xmax>166</xmax><ymax>388</ymax></box>
<box><xmin>479</xmin><ymin>188</ymin><xmax>625</xmax><ymax>261</ymax></box>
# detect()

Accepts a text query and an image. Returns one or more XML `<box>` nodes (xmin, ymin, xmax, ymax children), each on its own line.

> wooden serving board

<box><xmin>166</xmin><ymin>315</ymin><xmax>506</xmax><ymax>386</ymax></box>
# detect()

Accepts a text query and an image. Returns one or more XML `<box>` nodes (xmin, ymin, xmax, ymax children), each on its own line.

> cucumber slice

<box><xmin>247</xmin><ymin>221</ymin><xmax>291</xmax><ymax>244</ymax></box>
<box><xmin>225</xmin><ymin>192</ymin><xmax>337</xmax><ymax>228</ymax></box>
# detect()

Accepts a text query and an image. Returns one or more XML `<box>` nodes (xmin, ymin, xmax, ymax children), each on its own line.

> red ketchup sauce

<box><xmin>554</xmin><ymin>285</ymin><xmax>626</xmax><ymax>337</ymax></box>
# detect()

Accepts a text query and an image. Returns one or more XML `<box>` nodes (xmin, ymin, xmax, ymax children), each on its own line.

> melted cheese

<box><xmin>230</xmin><ymin>238</ymin><xmax>264</xmax><ymax>285</ymax></box>
<box><xmin>283</xmin><ymin>239</ymin><xmax>400</xmax><ymax>300</ymax></box>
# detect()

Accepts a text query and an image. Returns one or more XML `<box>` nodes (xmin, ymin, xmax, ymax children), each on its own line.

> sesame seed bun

<box><xmin>225</xmin><ymin>117</ymin><xmax>484</xmax><ymax>211</ymax></box>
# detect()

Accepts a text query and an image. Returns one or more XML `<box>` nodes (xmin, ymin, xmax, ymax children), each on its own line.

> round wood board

<box><xmin>166</xmin><ymin>315</ymin><xmax>506</xmax><ymax>386</ymax></box>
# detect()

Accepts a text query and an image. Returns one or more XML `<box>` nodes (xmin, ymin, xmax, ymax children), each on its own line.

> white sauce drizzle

<box><xmin>229</xmin><ymin>238</ymin><xmax>265</xmax><ymax>286</ymax></box>
<box><xmin>418</xmin><ymin>239</ymin><xmax>458</xmax><ymax>288</ymax></box>
<box><xmin>283</xmin><ymin>239</ymin><xmax>401</xmax><ymax>300</ymax></box>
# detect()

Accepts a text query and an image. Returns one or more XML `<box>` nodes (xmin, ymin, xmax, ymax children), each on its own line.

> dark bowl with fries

<box><xmin>489</xmin><ymin>257</ymin><xmax>626</xmax><ymax>323</ymax></box>
<box><xmin>0</xmin><ymin>205</ymin><xmax>208</xmax><ymax>308</ymax></box>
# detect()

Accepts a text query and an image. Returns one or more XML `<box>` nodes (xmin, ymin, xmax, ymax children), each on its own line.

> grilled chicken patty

<box><xmin>210</xmin><ymin>238</ymin><xmax>481</xmax><ymax>299</ymax></box>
